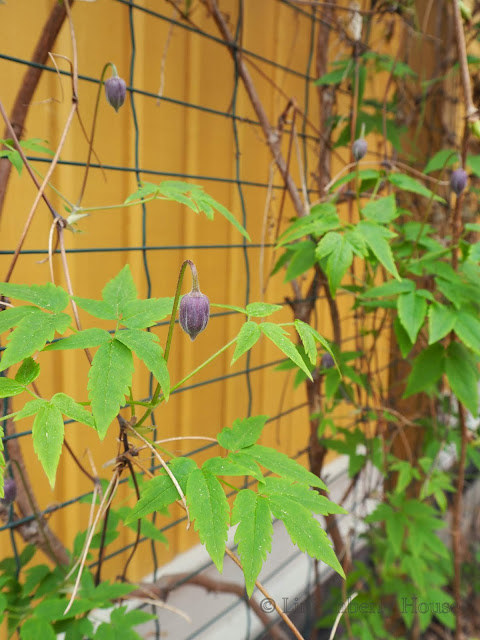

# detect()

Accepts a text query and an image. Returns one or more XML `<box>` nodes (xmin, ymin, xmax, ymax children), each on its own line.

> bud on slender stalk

<box><xmin>104</xmin><ymin>76</ymin><xmax>127</xmax><ymax>112</ymax></box>
<box><xmin>1</xmin><ymin>477</ymin><xmax>16</xmax><ymax>505</ymax></box>
<box><xmin>321</xmin><ymin>353</ymin><xmax>335</xmax><ymax>370</ymax></box>
<box><xmin>450</xmin><ymin>168</ymin><xmax>468</xmax><ymax>196</ymax></box>
<box><xmin>352</xmin><ymin>137</ymin><xmax>367</xmax><ymax>162</ymax></box>
<box><xmin>179</xmin><ymin>261</ymin><xmax>210</xmax><ymax>341</ymax></box>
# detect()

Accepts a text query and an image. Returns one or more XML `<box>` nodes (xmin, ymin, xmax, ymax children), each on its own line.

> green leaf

<box><xmin>315</xmin><ymin>66</ymin><xmax>350</xmax><ymax>85</ymax></box>
<box><xmin>261</xmin><ymin>322</ymin><xmax>313</xmax><ymax>380</ymax></box>
<box><xmin>388</xmin><ymin>173</ymin><xmax>445</xmax><ymax>203</ymax></box>
<box><xmin>15</xmin><ymin>358</ymin><xmax>40</xmax><ymax>385</ymax></box>
<box><xmin>445</xmin><ymin>341</ymin><xmax>479</xmax><ymax>416</ymax></box>
<box><xmin>125</xmin><ymin>181</ymin><xmax>161</xmax><ymax>203</ymax></box>
<box><xmin>115</xmin><ymin>329</ymin><xmax>170</xmax><ymax>401</ymax></box>
<box><xmin>72</xmin><ymin>297</ymin><xmax>117</xmax><ymax>321</ymax></box>
<box><xmin>357</xmin><ymin>221</ymin><xmax>400</xmax><ymax>280</ymax></box>
<box><xmin>51</xmin><ymin>393</ymin><xmax>95</xmax><ymax>428</ymax></box>
<box><xmin>393</xmin><ymin>316</ymin><xmax>413</xmax><ymax>358</ymax></box>
<box><xmin>260</xmin><ymin>477</ymin><xmax>347</xmax><ymax>515</ymax></box>
<box><xmin>246</xmin><ymin>302</ymin><xmax>283</xmax><ymax>318</ymax></box>
<box><xmin>428</xmin><ymin>303</ymin><xmax>457</xmax><ymax>344</ymax></box>
<box><xmin>125</xmin><ymin>457</ymin><xmax>197</xmax><ymax>523</ymax></box>
<box><xmin>43</xmin><ymin>328</ymin><xmax>112</xmax><ymax>351</ymax></box>
<box><xmin>203</xmin><ymin>453</ymin><xmax>263</xmax><ymax>480</ymax></box>
<box><xmin>397</xmin><ymin>292</ymin><xmax>427</xmax><ymax>343</ymax></box>
<box><xmin>294</xmin><ymin>320</ymin><xmax>317</xmax><ymax>365</ymax></box>
<box><xmin>404</xmin><ymin>344</ymin><xmax>445</xmax><ymax>398</ymax></box>
<box><xmin>267</xmin><ymin>494</ymin><xmax>345</xmax><ymax>578</ymax></box>
<box><xmin>245</xmin><ymin>444</ymin><xmax>327</xmax><ymax>490</ymax></box>
<box><xmin>276</xmin><ymin>205</ymin><xmax>339</xmax><ymax>246</ymax></box>
<box><xmin>32</xmin><ymin>404</ymin><xmax>64</xmax><ymax>488</ymax></box>
<box><xmin>102</xmin><ymin>265</ymin><xmax>137</xmax><ymax>317</ymax></box>
<box><xmin>231</xmin><ymin>490</ymin><xmax>273</xmax><ymax>596</ymax></box>
<box><xmin>187</xmin><ymin>469</ymin><xmax>230</xmax><ymax>572</ymax></box>
<box><xmin>0</xmin><ymin>377</ymin><xmax>25</xmax><ymax>398</ymax></box>
<box><xmin>325</xmin><ymin>236</ymin><xmax>353</xmax><ymax>296</ymax></box>
<box><xmin>466</xmin><ymin>154</ymin><xmax>480</xmax><ymax>177</ymax></box>
<box><xmin>363</xmin><ymin>279</ymin><xmax>415</xmax><ymax>298</ymax></box>
<box><xmin>284</xmin><ymin>240</ymin><xmax>316</xmax><ymax>281</ymax></box>
<box><xmin>116</xmin><ymin>506</ymin><xmax>168</xmax><ymax>545</ymax></box>
<box><xmin>329</xmin><ymin>169</ymin><xmax>381</xmax><ymax>192</ymax></box>
<box><xmin>315</xmin><ymin>231</ymin><xmax>342</xmax><ymax>260</ymax></box>
<box><xmin>0</xmin><ymin>312</ymin><xmax>71</xmax><ymax>371</ymax></box>
<box><xmin>14</xmin><ymin>398</ymin><xmax>46</xmax><ymax>421</ymax></box>
<box><xmin>121</xmin><ymin>297</ymin><xmax>174</xmax><ymax>328</ymax></box>
<box><xmin>88</xmin><ymin>339</ymin><xmax>134</xmax><ymax>439</ymax></box>
<box><xmin>232</xmin><ymin>321</ymin><xmax>262</xmax><ymax>364</ymax></box>
<box><xmin>20</xmin><ymin>617</ymin><xmax>56</xmax><ymax>640</ymax></box>
<box><xmin>217</xmin><ymin>415</ymin><xmax>269</xmax><ymax>450</ymax></box>
<box><xmin>424</xmin><ymin>149</ymin><xmax>458</xmax><ymax>174</ymax></box>
<box><xmin>0</xmin><ymin>282</ymin><xmax>68</xmax><ymax>312</ymax></box>
<box><xmin>0</xmin><ymin>306</ymin><xmax>43</xmax><ymax>334</ymax></box>
<box><xmin>361</xmin><ymin>195</ymin><xmax>397</xmax><ymax>223</ymax></box>
<box><xmin>454</xmin><ymin>313</ymin><xmax>480</xmax><ymax>354</ymax></box>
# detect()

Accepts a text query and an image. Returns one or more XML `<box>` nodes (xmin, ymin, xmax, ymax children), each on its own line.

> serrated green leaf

<box><xmin>0</xmin><ymin>377</ymin><xmax>25</xmax><ymax>398</ymax></box>
<box><xmin>404</xmin><ymin>344</ymin><xmax>445</xmax><ymax>398</ymax></box>
<box><xmin>125</xmin><ymin>181</ymin><xmax>161</xmax><ymax>203</ymax></box>
<box><xmin>232</xmin><ymin>321</ymin><xmax>262</xmax><ymax>364</ymax></box>
<box><xmin>73</xmin><ymin>297</ymin><xmax>117</xmax><ymax>321</ymax></box>
<box><xmin>261</xmin><ymin>322</ymin><xmax>313</xmax><ymax>380</ymax></box>
<box><xmin>267</xmin><ymin>494</ymin><xmax>345</xmax><ymax>578</ymax></box>
<box><xmin>363</xmin><ymin>279</ymin><xmax>415</xmax><ymax>299</ymax></box>
<box><xmin>102</xmin><ymin>265</ymin><xmax>137</xmax><ymax>317</ymax></box>
<box><xmin>454</xmin><ymin>313</ymin><xmax>480</xmax><ymax>354</ymax></box>
<box><xmin>284</xmin><ymin>240</ymin><xmax>316</xmax><ymax>281</ymax></box>
<box><xmin>314</xmin><ymin>66</ymin><xmax>350</xmax><ymax>86</ymax></box>
<box><xmin>43</xmin><ymin>328</ymin><xmax>112</xmax><ymax>351</ymax></box>
<box><xmin>88</xmin><ymin>339</ymin><xmax>134</xmax><ymax>439</ymax></box>
<box><xmin>0</xmin><ymin>306</ymin><xmax>43</xmax><ymax>334</ymax></box>
<box><xmin>115</xmin><ymin>506</ymin><xmax>168</xmax><ymax>545</ymax></box>
<box><xmin>246</xmin><ymin>302</ymin><xmax>283</xmax><ymax>318</ymax></box>
<box><xmin>393</xmin><ymin>316</ymin><xmax>413</xmax><ymax>358</ymax></box>
<box><xmin>260</xmin><ymin>477</ymin><xmax>347</xmax><ymax>515</ymax></box>
<box><xmin>14</xmin><ymin>398</ymin><xmax>46</xmax><ymax>421</ymax></box>
<box><xmin>231</xmin><ymin>490</ymin><xmax>273</xmax><ymax>596</ymax></box>
<box><xmin>0</xmin><ymin>312</ymin><xmax>71</xmax><ymax>371</ymax></box>
<box><xmin>20</xmin><ymin>617</ymin><xmax>56</xmax><ymax>640</ymax></box>
<box><xmin>245</xmin><ymin>444</ymin><xmax>327</xmax><ymax>490</ymax></box>
<box><xmin>121</xmin><ymin>297</ymin><xmax>174</xmax><ymax>328</ymax></box>
<box><xmin>0</xmin><ymin>282</ymin><xmax>68</xmax><ymax>312</ymax></box>
<box><xmin>294</xmin><ymin>320</ymin><xmax>317</xmax><ymax>365</ymax></box>
<box><xmin>344</xmin><ymin>228</ymin><xmax>367</xmax><ymax>257</ymax></box>
<box><xmin>125</xmin><ymin>458</ymin><xmax>197</xmax><ymax>523</ymax></box>
<box><xmin>424</xmin><ymin>149</ymin><xmax>458</xmax><ymax>174</ymax></box>
<box><xmin>315</xmin><ymin>231</ymin><xmax>342</xmax><ymax>260</ymax></box>
<box><xmin>329</xmin><ymin>169</ymin><xmax>381</xmax><ymax>192</ymax></box>
<box><xmin>326</xmin><ymin>236</ymin><xmax>353</xmax><ymax>296</ymax></box>
<box><xmin>217</xmin><ymin>415</ymin><xmax>268</xmax><ymax>450</ymax></box>
<box><xmin>15</xmin><ymin>358</ymin><xmax>40</xmax><ymax>385</ymax></box>
<box><xmin>115</xmin><ymin>329</ymin><xmax>170</xmax><ymax>400</ymax></box>
<box><xmin>203</xmin><ymin>453</ymin><xmax>263</xmax><ymax>480</ymax></box>
<box><xmin>361</xmin><ymin>195</ymin><xmax>397</xmax><ymax>223</ymax></box>
<box><xmin>397</xmin><ymin>292</ymin><xmax>427</xmax><ymax>343</ymax></box>
<box><xmin>187</xmin><ymin>469</ymin><xmax>229</xmax><ymax>572</ymax></box>
<box><xmin>32</xmin><ymin>404</ymin><xmax>64</xmax><ymax>488</ymax></box>
<box><xmin>357</xmin><ymin>221</ymin><xmax>400</xmax><ymax>280</ymax></box>
<box><xmin>428</xmin><ymin>303</ymin><xmax>457</xmax><ymax>344</ymax></box>
<box><xmin>276</xmin><ymin>205</ymin><xmax>339</xmax><ymax>247</ymax></box>
<box><xmin>388</xmin><ymin>173</ymin><xmax>445</xmax><ymax>203</ymax></box>
<box><xmin>445</xmin><ymin>341</ymin><xmax>479</xmax><ymax>416</ymax></box>
<box><xmin>51</xmin><ymin>393</ymin><xmax>95</xmax><ymax>428</ymax></box>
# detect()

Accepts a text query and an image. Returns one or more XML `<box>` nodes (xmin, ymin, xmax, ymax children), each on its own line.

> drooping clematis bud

<box><xmin>321</xmin><ymin>353</ymin><xmax>335</xmax><ymax>369</ymax></box>
<box><xmin>352</xmin><ymin>137</ymin><xmax>368</xmax><ymax>162</ymax></box>
<box><xmin>450</xmin><ymin>168</ymin><xmax>468</xmax><ymax>196</ymax></box>
<box><xmin>105</xmin><ymin>76</ymin><xmax>127</xmax><ymax>112</ymax></box>
<box><xmin>179</xmin><ymin>291</ymin><xmax>210</xmax><ymax>341</ymax></box>
<box><xmin>1</xmin><ymin>477</ymin><xmax>16</xmax><ymax>505</ymax></box>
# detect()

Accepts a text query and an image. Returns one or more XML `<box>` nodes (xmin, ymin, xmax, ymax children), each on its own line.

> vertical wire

<box><xmin>128</xmin><ymin>4</ymin><xmax>160</xmax><ymax>639</ymax></box>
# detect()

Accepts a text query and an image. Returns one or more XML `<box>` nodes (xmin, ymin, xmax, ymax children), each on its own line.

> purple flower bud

<box><xmin>104</xmin><ymin>76</ymin><xmax>127</xmax><ymax>112</ymax></box>
<box><xmin>179</xmin><ymin>291</ymin><xmax>210</xmax><ymax>341</ymax></box>
<box><xmin>352</xmin><ymin>137</ymin><xmax>367</xmax><ymax>162</ymax></box>
<box><xmin>450</xmin><ymin>168</ymin><xmax>468</xmax><ymax>195</ymax></box>
<box><xmin>321</xmin><ymin>353</ymin><xmax>335</xmax><ymax>369</ymax></box>
<box><xmin>1</xmin><ymin>477</ymin><xmax>16</xmax><ymax>505</ymax></box>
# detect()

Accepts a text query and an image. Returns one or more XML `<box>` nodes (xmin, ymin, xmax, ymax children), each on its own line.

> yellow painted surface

<box><xmin>0</xmin><ymin>0</ymin><xmax>393</xmax><ymax>584</ymax></box>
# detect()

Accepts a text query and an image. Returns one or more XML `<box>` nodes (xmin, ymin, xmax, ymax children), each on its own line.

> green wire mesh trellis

<box><xmin>0</xmin><ymin>2</ymin><xmax>368</xmax><ymax>638</ymax></box>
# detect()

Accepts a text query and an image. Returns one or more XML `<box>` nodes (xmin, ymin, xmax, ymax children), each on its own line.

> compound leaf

<box><xmin>0</xmin><ymin>282</ymin><xmax>68</xmax><ymax>312</ymax></box>
<box><xmin>102</xmin><ymin>265</ymin><xmax>137</xmax><ymax>317</ymax></box>
<box><xmin>32</xmin><ymin>404</ymin><xmax>64</xmax><ymax>488</ymax></box>
<box><xmin>261</xmin><ymin>322</ymin><xmax>313</xmax><ymax>380</ymax></box>
<box><xmin>245</xmin><ymin>444</ymin><xmax>327</xmax><ymax>490</ymax></box>
<box><xmin>44</xmin><ymin>328</ymin><xmax>112</xmax><ymax>351</ymax></box>
<box><xmin>260</xmin><ymin>477</ymin><xmax>347</xmax><ymax>515</ymax></box>
<box><xmin>217</xmin><ymin>415</ymin><xmax>269</xmax><ymax>450</ymax></box>
<box><xmin>51</xmin><ymin>393</ymin><xmax>95</xmax><ymax>428</ymax></box>
<box><xmin>73</xmin><ymin>297</ymin><xmax>117</xmax><ymax>321</ymax></box>
<box><xmin>232</xmin><ymin>321</ymin><xmax>261</xmax><ymax>364</ymax></box>
<box><xmin>404</xmin><ymin>344</ymin><xmax>445</xmax><ymax>397</ymax></box>
<box><xmin>121</xmin><ymin>297</ymin><xmax>174</xmax><ymax>329</ymax></box>
<box><xmin>357</xmin><ymin>220</ymin><xmax>400</xmax><ymax>280</ymax></box>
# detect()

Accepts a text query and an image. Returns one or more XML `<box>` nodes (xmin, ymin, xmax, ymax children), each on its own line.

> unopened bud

<box><xmin>179</xmin><ymin>291</ymin><xmax>210</xmax><ymax>341</ymax></box>
<box><xmin>1</xmin><ymin>477</ymin><xmax>16</xmax><ymax>505</ymax></box>
<box><xmin>321</xmin><ymin>353</ymin><xmax>335</xmax><ymax>369</ymax></box>
<box><xmin>352</xmin><ymin>138</ymin><xmax>367</xmax><ymax>162</ymax></box>
<box><xmin>450</xmin><ymin>168</ymin><xmax>468</xmax><ymax>195</ymax></box>
<box><xmin>105</xmin><ymin>76</ymin><xmax>127</xmax><ymax>112</ymax></box>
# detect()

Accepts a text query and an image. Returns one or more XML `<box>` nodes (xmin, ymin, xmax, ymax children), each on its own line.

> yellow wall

<box><xmin>0</xmin><ymin>0</ymin><xmax>392</xmax><ymax>583</ymax></box>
